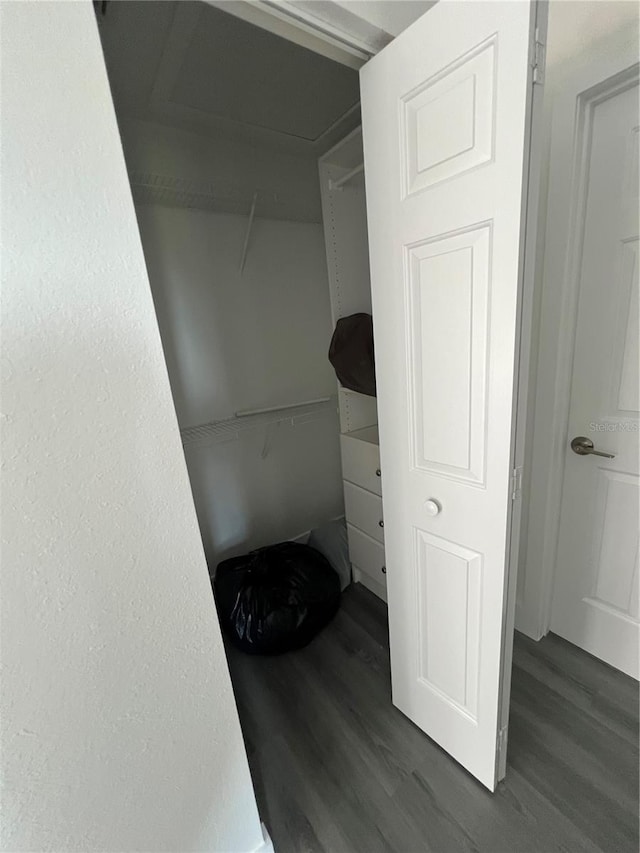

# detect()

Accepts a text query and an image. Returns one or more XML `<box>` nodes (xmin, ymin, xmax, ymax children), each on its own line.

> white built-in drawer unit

<box><xmin>340</xmin><ymin>425</ymin><xmax>382</xmax><ymax>496</ymax></box>
<box><xmin>339</xmin><ymin>425</ymin><xmax>387</xmax><ymax>601</ymax></box>
<box><xmin>343</xmin><ymin>481</ymin><xmax>384</xmax><ymax>544</ymax></box>
<box><xmin>347</xmin><ymin>524</ymin><xmax>386</xmax><ymax>589</ymax></box>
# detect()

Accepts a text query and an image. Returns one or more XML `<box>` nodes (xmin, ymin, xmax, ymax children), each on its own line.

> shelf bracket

<box><xmin>240</xmin><ymin>191</ymin><xmax>258</xmax><ymax>274</ymax></box>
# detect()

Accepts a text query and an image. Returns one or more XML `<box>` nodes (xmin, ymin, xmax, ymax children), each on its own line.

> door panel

<box><xmin>407</xmin><ymin>223</ymin><xmax>490</xmax><ymax>482</ymax></box>
<box><xmin>361</xmin><ymin>0</ymin><xmax>540</xmax><ymax>789</ymax></box>
<box><xmin>550</xmin><ymin>76</ymin><xmax>639</xmax><ymax>679</ymax></box>
<box><xmin>402</xmin><ymin>36</ymin><xmax>496</xmax><ymax>195</ymax></box>
<box><xmin>416</xmin><ymin>530</ymin><xmax>482</xmax><ymax>720</ymax></box>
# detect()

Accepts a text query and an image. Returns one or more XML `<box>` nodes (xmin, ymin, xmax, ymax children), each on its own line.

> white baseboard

<box><xmin>290</xmin><ymin>513</ymin><xmax>346</xmax><ymax>546</ymax></box>
<box><xmin>290</xmin><ymin>529</ymin><xmax>311</xmax><ymax>545</ymax></box>
<box><xmin>250</xmin><ymin>823</ymin><xmax>274</xmax><ymax>853</ymax></box>
<box><xmin>515</xmin><ymin>602</ymin><xmax>545</xmax><ymax>642</ymax></box>
<box><xmin>353</xmin><ymin>567</ymin><xmax>387</xmax><ymax>603</ymax></box>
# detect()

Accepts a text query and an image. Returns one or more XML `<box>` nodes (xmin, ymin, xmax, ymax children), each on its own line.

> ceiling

<box><xmin>98</xmin><ymin>1</ymin><xmax>361</xmax><ymax>154</ymax></box>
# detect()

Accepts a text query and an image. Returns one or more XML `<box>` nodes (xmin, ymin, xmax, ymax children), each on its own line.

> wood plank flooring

<box><xmin>226</xmin><ymin>583</ymin><xmax>639</xmax><ymax>853</ymax></box>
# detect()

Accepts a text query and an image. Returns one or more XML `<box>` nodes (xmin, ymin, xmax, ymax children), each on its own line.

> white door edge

<box><xmin>496</xmin><ymin>0</ymin><xmax>548</xmax><ymax>782</ymax></box>
<box><xmin>522</xmin><ymin>22</ymin><xmax>640</xmax><ymax>641</ymax></box>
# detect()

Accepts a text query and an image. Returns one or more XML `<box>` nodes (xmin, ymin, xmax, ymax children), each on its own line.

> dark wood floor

<box><xmin>226</xmin><ymin>584</ymin><xmax>639</xmax><ymax>853</ymax></box>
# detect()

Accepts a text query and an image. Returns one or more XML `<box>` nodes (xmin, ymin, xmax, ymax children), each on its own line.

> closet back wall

<box><xmin>136</xmin><ymin>202</ymin><xmax>343</xmax><ymax>565</ymax></box>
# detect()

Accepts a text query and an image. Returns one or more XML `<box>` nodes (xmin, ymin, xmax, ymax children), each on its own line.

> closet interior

<box><xmin>98</xmin><ymin>1</ymin><xmax>386</xmax><ymax>601</ymax></box>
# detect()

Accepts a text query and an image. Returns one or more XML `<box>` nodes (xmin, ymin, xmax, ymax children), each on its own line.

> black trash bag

<box><xmin>213</xmin><ymin>541</ymin><xmax>341</xmax><ymax>655</ymax></box>
<box><xmin>328</xmin><ymin>312</ymin><xmax>376</xmax><ymax>397</ymax></box>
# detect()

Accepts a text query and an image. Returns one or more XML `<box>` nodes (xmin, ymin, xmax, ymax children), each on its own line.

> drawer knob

<box><xmin>424</xmin><ymin>499</ymin><xmax>441</xmax><ymax>517</ymax></box>
<box><xmin>375</xmin><ymin>468</ymin><xmax>381</xmax><ymax>477</ymax></box>
<box><xmin>381</xmin><ymin>566</ymin><xmax>386</xmax><ymax>574</ymax></box>
<box><xmin>378</xmin><ymin>519</ymin><xmax>384</xmax><ymax>528</ymax></box>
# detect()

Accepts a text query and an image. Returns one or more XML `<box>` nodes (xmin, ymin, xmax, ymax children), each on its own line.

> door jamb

<box><xmin>204</xmin><ymin>1</ymin><xmax>378</xmax><ymax>69</ymax></box>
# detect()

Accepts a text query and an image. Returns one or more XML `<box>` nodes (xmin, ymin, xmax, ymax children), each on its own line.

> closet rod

<box><xmin>330</xmin><ymin>162</ymin><xmax>364</xmax><ymax>190</ymax></box>
<box><xmin>235</xmin><ymin>397</ymin><xmax>331</xmax><ymax>418</ymax></box>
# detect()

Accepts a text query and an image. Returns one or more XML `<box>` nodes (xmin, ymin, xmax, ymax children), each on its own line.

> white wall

<box><xmin>184</xmin><ymin>413</ymin><xmax>344</xmax><ymax>564</ymax></box>
<box><xmin>121</xmin><ymin>117</ymin><xmax>324</xmax><ymax>222</ymax></box>
<box><xmin>134</xmin><ymin>204</ymin><xmax>344</xmax><ymax>565</ymax></box>
<box><xmin>1</xmin><ymin>3</ymin><xmax>265</xmax><ymax>851</ymax></box>
<box><xmin>137</xmin><ymin>207</ymin><xmax>336</xmax><ymax>426</ymax></box>
<box><xmin>516</xmin><ymin>0</ymin><xmax>640</xmax><ymax>639</ymax></box>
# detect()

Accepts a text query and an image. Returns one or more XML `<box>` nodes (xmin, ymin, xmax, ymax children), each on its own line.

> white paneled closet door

<box><xmin>361</xmin><ymin>0</ymin><xmax>543</xmax><ymax>790</ymax></box>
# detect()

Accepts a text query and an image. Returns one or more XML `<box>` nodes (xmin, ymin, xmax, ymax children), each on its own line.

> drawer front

<box><xmin>347</xmin><ymin>524</ymin><xmax>387</xmax><ymax>587</ymax></box>
<box><xmin>344</xmin><ymin>481</ymin><xmax>384</xmax><ymax>544</ymax></box>
<box><xmin>340</xmin><ymin>435</ymin><xmax>382</xmax><ymax>496</ymax></box>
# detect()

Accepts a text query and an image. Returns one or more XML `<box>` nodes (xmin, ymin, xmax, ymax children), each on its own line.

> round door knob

<box><xmin>378</xmin><ymin>519</ymin><xmax>384</xmax><ymax>528</ymax></box>
<box><xmin>375</xmin><ymin>469</ymin><xmax>381</xmax><ymax>477</ymax></box>
<box><xmin>381</xmin><ymin>566</ymin><xmax>386</xmax><ymax>574</ymax></box>
<box><xmin>424</xmin><ymin>499</ymin><xmax>441</xmax><ymax>517</ymax></box>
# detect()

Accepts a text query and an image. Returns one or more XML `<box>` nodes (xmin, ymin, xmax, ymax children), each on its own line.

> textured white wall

<box><xmin>516</xmin><ymin>0</ymin><xmax>640</xmax><ymax>638</ymax></box>
<box><xmin>135</xmin><ymin>205</ymin><xmax>344</xmax><ymax>565</ymax></box>
<box><xmin>544</xmin><ymin>0</ymin><xmax>639</xmax><ymax>68</ymax></box>
<box><xmin>1</xmin><ymin>3</ymin><xmax>264</xmax><ymax>851</ymax></box>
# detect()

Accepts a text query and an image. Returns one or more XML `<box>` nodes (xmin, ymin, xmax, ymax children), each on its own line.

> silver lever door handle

<box><xmin>570</xmin><ymin>436</ymin><xmax>615</xmax><ymax>459</ymax></box>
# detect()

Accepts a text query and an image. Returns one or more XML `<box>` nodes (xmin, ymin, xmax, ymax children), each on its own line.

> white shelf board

<box><xmin>180</xmin><ymin>396</ymin><xmax>338</xmax><ymax>448</ymax></box>
<box><xmin>342</xmin><ymin>424</ymin><xmax>379</xmax><ymax>446</ymax></box>
<box><xmin>320</xmin><ymin>126</ymin><xmax>366</xmax><ymax>171</ymax></box>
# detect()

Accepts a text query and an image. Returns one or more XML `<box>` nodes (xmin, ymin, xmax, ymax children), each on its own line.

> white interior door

<box><xmin>550</xmin><ymin>70</ymin><xmax>640</xmax><ymax>680</ymax></box>
<box><xmin>361</xmin><ymin>0</ymin><xmax>541</xmax><ymax>790</ymax></box>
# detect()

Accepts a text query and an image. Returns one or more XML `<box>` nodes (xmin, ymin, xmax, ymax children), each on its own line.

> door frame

<box><xmin>204</xmin><ymin>0</ymin><xmax>380</xmax><ymax>69</ymax></box>
<box><xmin>210</xmin><ymin>0</ymin><xmax>558</xmax><ymax>780</ymax></box>
<box><xmin>219</xmin><ymin>0</ymin><xmax>551</xmax><ymax>781</ymax></box>
<box><xmin>521</xmin><ymin>25</ymin><xmax>640</xmax><ymax>641</ymax></box>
